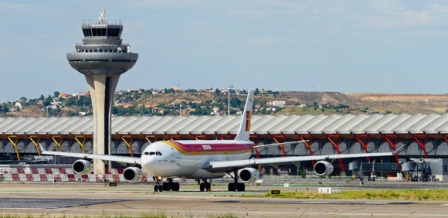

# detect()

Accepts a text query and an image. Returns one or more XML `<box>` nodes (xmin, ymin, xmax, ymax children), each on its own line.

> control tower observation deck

<box><xmin>66</xmin><ymin>12</ymin><xmax>138</xmax><ymax>175</ymax></box>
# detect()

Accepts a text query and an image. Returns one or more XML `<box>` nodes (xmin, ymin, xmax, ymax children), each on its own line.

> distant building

<box><xmin>272</xmin><ymin>101</ymin><xmax>286</xmax><ymax>108</ymax></box>
<box><xmin>212</xmin><ymin>107</ymin><xmax>221</xmax><ymax>115</ymax></box>
<box><xmin>152</xmin><ymin>107</ymin><xmax>164</xmax><ymax>114</ymax></box>
<box><xmin>123</xmin><ymin>103</ymin><xmax>134</xmax><ymax>109</ymax></box>
<box><xmin>58</xmin><ymin>93</ymin><xmax>71</xmax><ymax>99</ymax></box>
<box><xmin>14</xmin><ymin>102</ymin><xmax>22</xmax><ymax>111</ymax></box>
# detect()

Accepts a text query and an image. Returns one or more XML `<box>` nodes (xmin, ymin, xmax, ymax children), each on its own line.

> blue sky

<box><xmin>1</xmin><ymin>0</ymin><xmax>448</xmax><ymax>103</ymax></box>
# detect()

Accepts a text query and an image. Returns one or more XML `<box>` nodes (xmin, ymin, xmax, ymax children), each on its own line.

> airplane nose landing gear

<box><xmin>153</xmin><ymin>176</ymin><xmax>163</xmax><ymax>192</ymax></box>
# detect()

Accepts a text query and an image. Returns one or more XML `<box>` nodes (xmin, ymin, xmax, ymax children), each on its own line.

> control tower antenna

<box><xmin>66</xmin><ymin>12</ymin><xmax>139</xmax><ymax>175</ymax></box>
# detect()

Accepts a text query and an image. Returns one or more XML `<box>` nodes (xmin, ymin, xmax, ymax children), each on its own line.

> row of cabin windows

<box><xmin>83</xmin><ymin>28</ymin><xmax>121</xmax><ymax>37</ymax></box>
<box><xmin>144</xmin><ymin>151</ymin><xmax>162</xmax><ymax>156</ymax></box>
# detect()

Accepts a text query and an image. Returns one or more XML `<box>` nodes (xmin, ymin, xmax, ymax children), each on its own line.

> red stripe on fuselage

<box><xmin>164</xmin><ymin>141</ymin><xmax>252</xmax><ymax>155</ymax></box>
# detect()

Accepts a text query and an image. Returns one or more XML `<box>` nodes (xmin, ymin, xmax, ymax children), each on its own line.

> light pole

<box><xmin>228</xmin><ymin>85</ymin><xmax>233</xmax><ymax>115</ymax></box>
<box><xmin>180</xmin><ymin>104</ymin><xmax>182</xmax><ymax>116</ymax></box>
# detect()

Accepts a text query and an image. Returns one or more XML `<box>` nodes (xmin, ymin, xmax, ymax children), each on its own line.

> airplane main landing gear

<box><xmin>198</xmin><ymin>179</ymin><xmax>211</xmax><ymax>192</ymax></box>
<box><xmin>162</xmin><ymin>178</ymin><xmax>180</xmax><ymax>191</ymax></box>
<box><xmin>227</xmin><ymin>169</ymin><xmax>245</xmax><ymax>192</ymax></box>
<box><xmin>228</xmin><ymin>182</ymin><xmax>245</xmax><ymax>192</ymax></box>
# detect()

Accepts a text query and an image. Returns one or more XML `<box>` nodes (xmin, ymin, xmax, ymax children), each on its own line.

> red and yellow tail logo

<box><xmin>245</xmin><ymin>111</ymin><xmax>251</xmax><ymax>131</ymax></box>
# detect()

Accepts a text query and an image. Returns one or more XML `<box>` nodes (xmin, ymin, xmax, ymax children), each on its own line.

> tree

<box><xmin>54</xmin><ymin>91</ymin><xmax>60</xmax><ymax>98</ymax></box>
<box><xmin>44</xmin><ymin>95</ymin><xmax>52</xmax><ymax>106</ymax></box>
<box><xmin>20</xmin><ymin>97</ymin><xmax>27</xmax><ymax>103</ymax></box>
<box><xmin>0</xmin><ymin>103</ymin><xmax>9</xmax><ymax>113</ymax></box>
<box><xmin>254</xmin><ymin>88</ymin><xmax>260</xmax><ymax>95</ymax></box>
<box><xmin>230</xmin><ymin>97</ymin><xmax>242</xmax><ymax>108</ymax></box>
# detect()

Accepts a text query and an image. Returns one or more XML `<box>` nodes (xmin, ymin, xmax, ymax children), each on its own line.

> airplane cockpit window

<box><xmin>144</xmin><ymin>152</ymin><xmax>149</xmax><ymax>155</ymax></box>
<box><xmin>149</xmin><ymin>152</ymin><xmax>156</xmax><ymax>155</ymax></box>
<box><xmin>156</xmin><ymin>151</ymin><xmax>162</xmax><ymax>156</ymax></box>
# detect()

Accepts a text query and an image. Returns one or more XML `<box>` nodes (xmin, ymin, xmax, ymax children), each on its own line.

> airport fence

<box><xmin>0</xmin><ymin>164</ymin><xmax>149</xmax><ymax>183</ymax></box>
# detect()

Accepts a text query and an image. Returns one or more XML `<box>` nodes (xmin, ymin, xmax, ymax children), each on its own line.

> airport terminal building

<box><xmin>1</xmin><ymin>114</ymin><xmax>448</xmax><ymax>175</ymax></box>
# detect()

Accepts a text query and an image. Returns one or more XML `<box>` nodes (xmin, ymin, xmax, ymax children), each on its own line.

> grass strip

<box><xmin>263</xmin><ymin>189</ymin><xmax>448</xmax><ymax>201</ymax></box>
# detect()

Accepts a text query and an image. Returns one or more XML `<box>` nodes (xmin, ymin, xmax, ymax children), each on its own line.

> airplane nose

<box><xmin>141</xmin><ymin>155</ymin><xmax>155</xmax><ymax>173</ymax></box>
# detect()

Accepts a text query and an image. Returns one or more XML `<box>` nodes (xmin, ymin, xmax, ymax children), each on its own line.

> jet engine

<box><xmin>123</xmin><ymin>167</ymin><xmax>144</xmax><ymax>183</ymax></box>
<box><xmin>239</xmin><ymin>167</ymin><xmax>259</xmax><ymax>183</ymax></box>
<box><xmin>313</xmin><ymin>160</ymin><xmax>334</xmax><ymax>177</ymax></box>
<box><xmin>72</xmin><ymin>159</ymin><xmax>93</xmax><ymax>174</ymax></box>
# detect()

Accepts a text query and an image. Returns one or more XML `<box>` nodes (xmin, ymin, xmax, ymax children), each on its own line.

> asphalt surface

<box><xmin>0</xmin><ymin>180</ymin><xmax>447</xmax><ymax>217</ymax></box>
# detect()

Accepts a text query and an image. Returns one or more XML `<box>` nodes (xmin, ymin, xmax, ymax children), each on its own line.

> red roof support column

<box><xmin>327</xmin><ymin>134</ymin><xmax>344</xmax><ymax>172</ymax></box>
<box><xmin>413</xmin><ymin>134</ymin><xmax>428</xmax><ymax>158</ymax></box>
<box><xmin>273</xmin><ymin>136</ymin><xmax>287</xmax><ymax>157</ymax></box>
<box><xmin>252</xmin><ymin>136</ymin><xmax>260</xmax><ymax>158</ymax></box>
<box><xmin>355</xmin><ymin>135</ymin><xmax>371</xmax><ymax>162</ymax></box>
<box><xmin>384</xmin><ymin>135</ymin><xmax>400</xmax><ymax>163</ymax></box>
<box><xmin>300</xmin><ymin>135</ymin><xmax>315</xmax><ymax>166</ymax></box>
<box><xmin>251</xmin><ymin>136</ymin><xmax>263</xmax><ymax>171</ymax></box>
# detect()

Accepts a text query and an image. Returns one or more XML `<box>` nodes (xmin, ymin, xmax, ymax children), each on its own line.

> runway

<box><xmin>0</xmin><ymin>182</ymin><xmax>446</xmax><ymax>217</ymax></box>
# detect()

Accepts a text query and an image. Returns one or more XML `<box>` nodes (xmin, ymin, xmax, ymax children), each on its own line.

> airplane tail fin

<box><xmin>234</xmin><ymin>90</ymin><xmax>254</xmax><ymax>141</ymax></box>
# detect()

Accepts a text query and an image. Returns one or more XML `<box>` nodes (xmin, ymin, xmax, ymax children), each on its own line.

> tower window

<box><xmin>82</xmin><ymin>29</ymin><xmax>92</xmax><ymax>36</ymax></box>
<box><xmin>112</xmin><ymin>59</ymin><xmax>131</xmax><ymax>62</ymax></box>
<box><xmin>86</xmin><ymin>59</ymin><xmax>108</xmax><ymax>62</ymax></box>
<box><xmin>107</xmin><ymin>28</ymin><xmax>121</xmax><ymax>37</ymax></box>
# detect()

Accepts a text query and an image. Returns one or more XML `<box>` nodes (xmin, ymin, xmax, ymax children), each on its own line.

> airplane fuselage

<box><xmin>140</xmin><ymin>140</ymin><xmax>253</xmax><ymax>179</ymax></box>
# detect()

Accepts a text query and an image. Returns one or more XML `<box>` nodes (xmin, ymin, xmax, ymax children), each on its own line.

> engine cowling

<box><xmin>123</xmin><ymin>167</ymin><xmax>144</xmax><ymax>183</ymax></box>
<box><xmin>72</xmin><ymin>159</ymin><xmax>93</xmax><ymax>174</ymax></box>
<box><xmin>239</xmin><ymin>167</ymin><xmax>259</xmax><ymax>183</ymax></box>
<box><xmin>314</xmin><ymin>160</ymin><xmax>334</xmax><ymax>177</ymax></box>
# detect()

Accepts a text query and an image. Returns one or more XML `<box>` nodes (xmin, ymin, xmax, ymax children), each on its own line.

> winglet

<box><xmin>393</xmin><ymin>145</ymin><xmax>405</xmax><ymax>155</ymax></box>
<box><xmin>234</xmin><ymin>90</ymin><xmax>254</xmax><ymax>141</ymax></box>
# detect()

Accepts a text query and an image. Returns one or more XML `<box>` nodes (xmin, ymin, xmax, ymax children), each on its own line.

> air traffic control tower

<box><xmin>66</xmin><ymin>12</ymin><xmax>138</xmax><ymax>175</ymax></box>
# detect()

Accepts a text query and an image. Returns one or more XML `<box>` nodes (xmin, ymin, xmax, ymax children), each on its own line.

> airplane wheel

<box><xmin>228</xmin><ymin>183</ymin><xmax>236</xmax><ymax>191</ymax></box>
<box><xmin>173</xmin><ymin>183</ymin><xmax>180</xmax><ymax>191</ymax></box>
<box><xmin>158</xmin><ymin>185</ymin><xmax>163</xmax><ymax>192</ymax></box>
<box><xmin>200</xmin><ymin>183</ymin><xmax>205</xmax><ymax>192</ymax></box>
<box><xmin>206</xmin><ymin>183</ymin><xmax>211</xmax><ymax>191</ymax></box>
<box><xmin>237</xmin><ymin>183</ymin><xmax>245</xmax><ymax>192</ymax></box>
<box><xmin>154</xmin><ymin>185</ymin><xmax>159</xmax><ymax>192</ymax></box>
<box><xmin>162</xmin><ymin>182</ymin><xmax>170</xmax><ymax>191</ymax></box>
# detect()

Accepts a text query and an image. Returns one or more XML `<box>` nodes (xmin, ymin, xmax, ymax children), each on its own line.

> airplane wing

<box><xmin>39</xmin><ymin>144</ymin><xmax>141</xmax><ymax>165</ymax></box>
<box><xmin>204</xmin><ymin>146</ymin><xmax>404</xmax><ymax>170</ymax></box>
<box><xmin>253</xmin><ymin>140</ymin><xmax>308</xmax><ymax>149</ymax></box>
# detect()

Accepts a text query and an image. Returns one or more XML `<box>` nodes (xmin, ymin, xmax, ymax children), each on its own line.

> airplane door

<box><xmin>169</xmin><ymin>147</ymin><xmax>176</xmax><ymax>164</ymax></box>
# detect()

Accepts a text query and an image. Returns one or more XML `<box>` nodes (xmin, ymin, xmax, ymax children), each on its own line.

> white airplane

<box><xmin>40</xmin><ymin>90</ymin><xmax>401</xmax><ymax>192</ymax></box>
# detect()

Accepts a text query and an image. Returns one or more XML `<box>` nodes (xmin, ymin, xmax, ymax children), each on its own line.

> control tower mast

<box><xmin>66</xmin><ymin>11</ymin><xmax>138</xmax><ymax>175</ymax></box>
